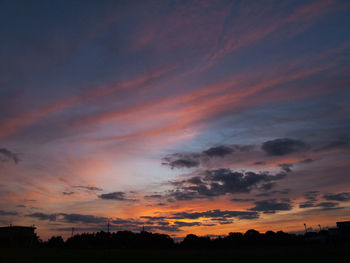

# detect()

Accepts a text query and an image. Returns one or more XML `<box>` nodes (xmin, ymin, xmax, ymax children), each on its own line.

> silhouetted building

<box><xmin>328</xmin><ymin>221</ymin><xmax>350</xmax><ymax>242</ymax></box>
<box><xmin>336</xmin><ymin>221</ymin><xmax>350</xmax><ymax>232</ymax></box>
<box><xmin>0</xmin><ymin>225</ymin><xmax>38</xmax><ymax>247</ymax></box>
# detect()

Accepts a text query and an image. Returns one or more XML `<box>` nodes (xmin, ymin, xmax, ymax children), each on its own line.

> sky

<box><xmin>0</xmin><ymin>0</ymin><xmax>350</xmax><ymax>241</ymax></box>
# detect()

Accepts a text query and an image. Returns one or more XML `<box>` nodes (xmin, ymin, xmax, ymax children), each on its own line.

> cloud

<box><xmin>27</xmin><ymin>212</ymin><xmax>57</xmax><ymax>221</ymax></box>
<box><xmin>163</xmin><ymin>157</ymin><xmax>200</xmax><ymax>169</ymax></box>
<box><xmin>171</xmin><ymin>209</ymin><xmax>259</xmax><ymax>220</ymax></box>
<box><xmin>0</xmin><ymin>148</ymin><xmax>20</xmax><ymax>164</ymax></box>
<box><xmin>162</xmin><ymin>145</ymin><xmax>251</xmax><ymax>169</ymax></box>
<box><xmin>144</xmin><ymin>194</ymin><xmax>162</xmax><ymax>199</ymax></box>
<box><xmin>298</xmin><ymin>191</ymin><xmax>320</xmax><ymax>208</ymax></box>
<box><xmin>140</xmin><ymin>216</ymin><xmax>166</xmax><ymax>221</ymax></box>
<box><xmin>259</xmin><ymin>182</ymin><xmax>276</xmax><ymax>191</ymax></box>
<box><xmin>261</xmin><ymin>138</ymin><xmax>309</xmax><ymax>156</ymax></box>
<box><xmin>166</xmin><ymin>168</ymin><xmax>287</xmax><ymax>201</ymax></box>
<box><xmin>173</xmin><ymin>221</ymin><xmax>201</xmax><ymax>227</ymax></box>
<box><xmin>303</xmin><ymin>191</ymin><xmax>319</xmax><ymax>202</ymax></box>
<box><xmin>148</xmin><ymin>225</ymin><xmax>180</xmax><ymax>232</ymax></box>
<box><xmin>73</xmin><ymin>186</ymin><xmax>103</xmax><ymax>191</ymax></box>
<box><xmin>299</xmin><ymin>202</ymin><xmax>315</xmax><ymax>208</ymax></box>
<box><xmin>323</xmin><ymin>192</ymin><xmax>350</xmax><ymax>201</ymax></box>
<box><xmin>300</xmin><ymin>158</ymin><xmax>314</xmax><ymax>164</ymax></box>
<box><xmin>253</xmin><ymin>161</ymin><xmax>266</xmax><ymax>165</ymax></box>
<box><xmin>27</xmin><ymin>212</ymin><xmax>107</xmax><ymax>224</ymax></box>
<box><xmin>249</xmin><ymin>199</ymin><xmax>292</xmax><ymax>214</ymax></box>
<box><xmin>0</xmin><ymin>210</ymin><xmax>18</xmax><ymax>216</ymax></box>
<box><xmin>277</xmin><ymin>163</ymin><xmax>293</xmax><ymax>173</ymax></box>
<box><xmin>231</xmin><ymin>198</ymin><xmax>255</xmax><ymax>202</ymax></box>
<box><xmin>271</xmin><ymin>189</ymin><xmax>291</xmax><ymax>195</ymax></box>
<box><xmin>98</xmin><ymin>191</ymin><xmax>137</xmax><ymax>201</ymax></box>
<box><xmin>315</xmin><ymin>202</ymin><xmax>339</xmax><ymax>208</ymax></box>
<box><xmin>318</xmin><ymin>136</ymin><xmax>350</xmax><ymax>151</ymax></box>
<box><xmin>299</xmin><ymin>199</ymin><xmax>342</xmax><ymax>210</ymax></box>
<box><xmin>60</xmin><ymin>213</ymin><xmax>107</xmax><ymax>224</ymax></box>
<box><xmin>255</xmin><ymin>188</ymin><xmax>290</xmax><ymax>197</ymax></box>
<box><xmin>62</xmin><ymin>192</ymin><xmax>75</xmax><ymax>195</ymax></box>
<box><xmin>202</xmin><ymin>145</ymin><xmax>235</xmax><ymax>157</ymax></box>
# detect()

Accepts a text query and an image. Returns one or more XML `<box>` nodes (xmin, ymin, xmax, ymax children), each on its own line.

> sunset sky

<box><xmin>1</xmin><ymin>0</ymin><xmax>350</xmax><ymax>240</ymax></box>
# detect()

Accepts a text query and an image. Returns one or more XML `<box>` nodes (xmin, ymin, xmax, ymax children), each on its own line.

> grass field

<box><xmin>0</xmin><ymin>244</ymin><xmax>348</xmax><ymax>263</ymax></box>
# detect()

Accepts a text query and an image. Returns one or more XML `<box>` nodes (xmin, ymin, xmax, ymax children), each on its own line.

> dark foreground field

<box><xmin>0</xmin><ymin>245</ymin><xmax>348</xmax><ymax>263</ymax></box>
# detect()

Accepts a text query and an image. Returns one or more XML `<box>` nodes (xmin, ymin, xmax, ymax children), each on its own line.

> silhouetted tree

<box><xmin>46</xmin><ymin>236</ymin><xmax>64</xmax><ymax>248</ymax></box>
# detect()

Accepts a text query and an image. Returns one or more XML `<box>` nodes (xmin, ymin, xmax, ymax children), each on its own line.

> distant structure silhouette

<box><xmin>0</xmin><ymin>225</ymin><xmax>38</xmax><ymax>247</ymax></box>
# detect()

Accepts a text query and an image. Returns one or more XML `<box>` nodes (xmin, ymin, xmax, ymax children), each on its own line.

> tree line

<box><xmin>38</xmin><ymin>229</ymin><xmax>349</xmax><ymax>249</ymax></box>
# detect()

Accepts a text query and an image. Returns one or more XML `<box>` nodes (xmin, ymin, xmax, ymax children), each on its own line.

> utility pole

<box><xmin>71</xmin><ymin>227</ymin><xmax>75</xmax><ymax>237</ymax></box>
<box><xmin>318</xmin><ymin>224</ymin><xmax>321</xmax><ymax>231</ymax></box>
<box><xmin>107</xmin><ymin>219</ymin><xmax>110</xmax><ymax>233</ymax></box>
<box><xmin>304</xmin><ymin>223</ymin><xmax>307</xmax><ymax>233</ymax></box>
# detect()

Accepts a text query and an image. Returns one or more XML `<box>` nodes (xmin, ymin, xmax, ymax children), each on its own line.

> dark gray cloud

<box><xmin>324</xmin><ymin>192</ymin><xmax>350</xmax><ymax>201</ymax></box>
<box><xmin>162</xmin><ymin>153</ymin><xmax>200</xmax><ymax>169</ymax></box>
<box><xmin>253</xmin><ymin>161</ymin><xmax>266</xmax><ymax>165</ymax></box>
<box><xmin>27</xmin><ymin>212</ymin><xmax>57</xmax><ymax>221</ymax></box>
<box><xmin>231</xmin><ymin>198</ymin><xmax>255</xmax><ymax>202</ymax></box>
<box><xmin>300</xmin><ymin>158</ymin><xmax>314</xmax><ymax>164</ymax></box>
<box><xmin>98</xmin><ymin>191</ymin><xmax>137</xmax><ymax>201</ymax></box>
<box><xmin>0</xmin><ymin>210</ymin><xmax>18</xmax><ymax>216</ymax></box>
<box><xmin>271</xmin><ymin>189</ymin><xmax>291</xmax><ymax>195</ymax></box>
<box><xmin>298</xmin><ymin>191</ymin><xmax>319</xmax><ymax>208</ymax></box>
<box><xmin>277</xmin><ymin>163</ymin><xmax>293</xmax><ymax>173</ymax></box>
<box><xmin>255</xmin><ymin>188</ymin><xmax>292</xmax><ymax>197</ymax></box>
<box><xmin>171</xmin><ymin>209</ymin><xmax>259</xmax><ymax>220</ymax></box>
<box><xmin>299</xmin><ymin>202</ymin><xmax>315</xmax><ymax>208</ymax></box>
<box><xmin>318</xmin><ymin>136</ymin><xmax>350</xmax><ymax>151</ymax></box>
<box><xmin>148</xmin><ymin>225</ymin><xmax>180</xmax><ymax>232</ymax></box>
<box><xmin>27</xmin><ymin>212</ymin><xmax>107</xmax><ymax>224</ymax></box>
<box><xmin>162</xmin><ymin>152</ymin><xmax>200</xmax><ymax>169</ymax></box>
<box><xmin>167</xmin><ymin>159</ymin><xmax>200</xmax><ymax>169</ymax></box>
<box><xmin>0</xmin><ymin>148</ymin><xmax>20</xmax><ymax>164</ymax></box>
<box><xmin>303</xmin><ymin>191</ymin><xmax>319</xmax><ymax>202</ymax></box>
<box><xmin>259</xmin><ymin>182</ymin><xmax>276</xmax><ymax>191</ymax></box>
<box><xmin>262</xmin><ymin>138</ymin><xmax>309</xmax><ymax>156</ymax></box>
<box><xmin>299</xmin><ymin>200</ymin><xmax>342</xmax><ymax>210</ymax></box>
<box><xmin>316</xmin><ymin>202</ymin><xmax>339</xmax><ymax>208</ymax></box>
<box><xmin>144</xmin><ymin>194</ymin><xmax>162</xmax><ymax>199</ymax></box>
<box><xmin>73</xmin><ymin>185</ymin><xmax>103</xmax><ymax>191</ymax></box>
<box><xmin>202</xmin><ymin>145</ymin><xmax>235</xmax><ymax>157</ymax></box>
<box><xmin>304</xmin><ymin>190</ymin><xmax>319</xmax><ymax>196</ymax></box>
<box><xmin>162</xmin><ymin>145</ymin><xmax>251</xmax><ymax>169</ymax></box>
<box><xmin>255</xmin><ymin>193</ymin><xmax>271</xmax><ymax>197</ymax></box>
<box><xmin>62</xmin><ymin>191</ymin><xmax>75</xmax><ymax>195</ymax></box>
<box><xmin>173</xmin><ymin>221</ymin><xmax>201</xmax><ymax>227</ymax></box>
<box><xmin>249</xmin><ymin>199</ymin><xmax>292</xmax><ymax>214</ymax></box>
<box><xmin>140</xmin><ymin>216</ymin><xmax>166</xmax><ymax>220</ymax></box>
<box><xmin>166</xmin><ymin>168</ymin><xmax>287</xmax><ymax>201</ymax></box>
<box><xmin>60</xmin><ymin>213</ymin><xmax>107</xmax><ymax>224</ymax></box>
